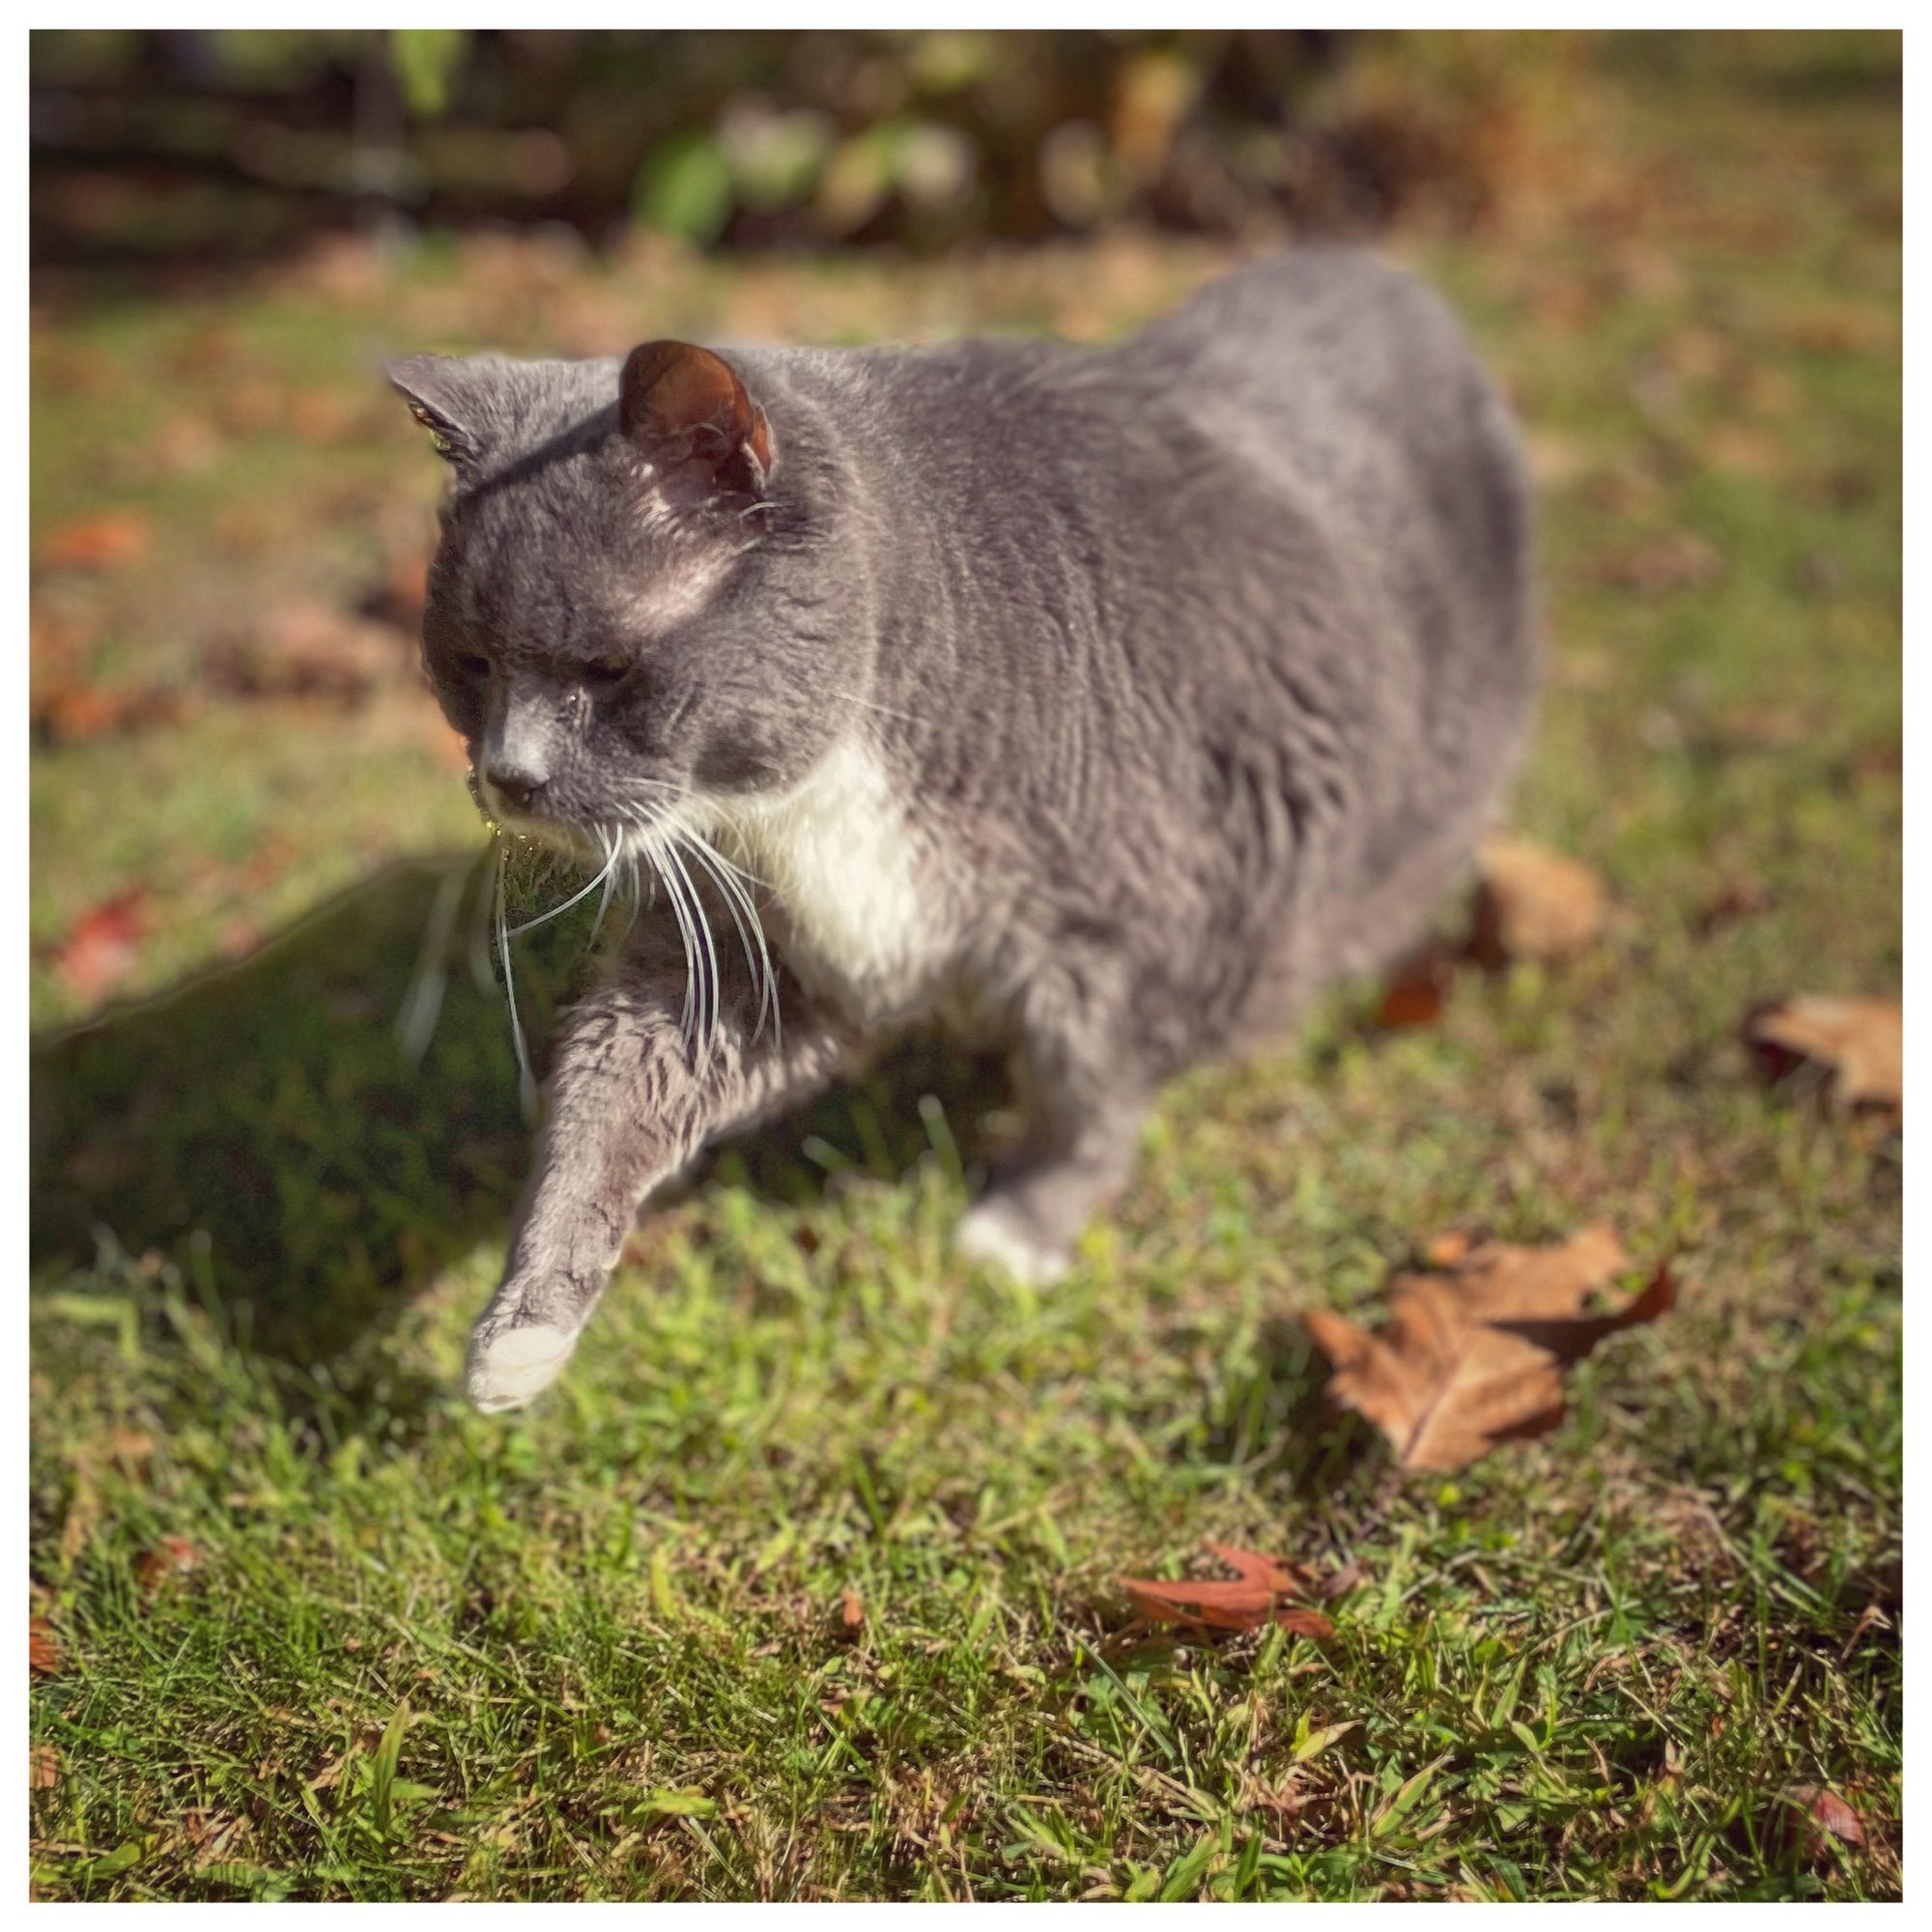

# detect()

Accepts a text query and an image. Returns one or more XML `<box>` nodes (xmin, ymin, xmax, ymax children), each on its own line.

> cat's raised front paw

<box><xmin>467</xmin><ymin>1320</ymin><xmax>578</xmax><ymax>1412</ymax></box>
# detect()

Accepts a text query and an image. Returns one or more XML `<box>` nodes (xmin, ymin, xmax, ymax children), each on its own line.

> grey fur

<box><xmin>388</xmin><ymin>246</ymin><xmax>1538</xmax><ymax>1410</ymax></box>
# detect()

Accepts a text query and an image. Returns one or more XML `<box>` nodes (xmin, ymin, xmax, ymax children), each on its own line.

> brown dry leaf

<box><xmin>181</xmin><ymin>1806</ymin><xmax>250</xmax><ymax>1870</ymax></box>
<box><xmin>1304</xmin><ymin>1227</ymin><xmax>1676</xmax><ymax>1473</ymax></box>
<box><xmin>39</xmin><ymin>509</ymin><xmax>153</xmax><ymax>572</ymax></box>
<box><xmin>30</xmin><ymin>1617</ymin><xmax>64</xmax><ymax>1677</ymax></box>
<box><xmin>32</xmin><ymin>1743</ymin><xmax>62</xmax><ymax>1792</ymax></box>
<box><xmin>134</xmin><ymin>1536</ymin><xmax>203</xmax><ymax>1594</ymax></box>
<box><xmin>1771</xmin><ymin>1785</ymin><xmax>1865</xmax><ymax>1863</ymax></box>
<box><xmin>1119</xmin><ymin>1541</ymin><xmax>1336</xmax><ymax>1638</ymax></box>
<box><xmin>839</xmin><ymin>1587</ymin><xmax>866</xmax><ymax>1630</ymax></box>
<box><xmin>1375</xmin><ymin>940</ymin><xmax>1458</xmax><ymax>1029</ymax></box>
<box><xmin>1470</xmin><ymin>835</ymin><xmax>1609</xmax><ymax>967</ymax></box>
<box><xmin>1746</xmin><ymin>996</ymin><xmax>1902</xmax><ymax>1112</ymax></box>
<box><xmin>1421</xmin><ymin>1231</ymin><xmax>1474</xmax><ymax>1268</ymax></box>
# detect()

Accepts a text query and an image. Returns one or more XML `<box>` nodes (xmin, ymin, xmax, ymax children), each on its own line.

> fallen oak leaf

<box><xmin>1745</xmin><ymin>996</ymin><xmax>1901</xmax><ymax>1112</ymax></box>
<box><xmin>1469</xmin><ymin>835</ymin><xmax>1609</xmax><ymax>967</ymax></box>
<box><xmin>1304</xmin><ymin>1227</ymin><xmax>1676</xmax><ymax>1474</ymax></box>
<box><xmin>1119</xmin><ymin>1542</ymin><xmax>1336</xmax><ymax>1638</ymax></box>
<box><xmin>1371</xmin><ymin>837</ymin><xmax>1607</xmax><ymax>1021</ymax></box>
<box><xmin>29</xmin><ymin>1618</ymin><xmax>64</xmax><ymax>1677</ymax></box>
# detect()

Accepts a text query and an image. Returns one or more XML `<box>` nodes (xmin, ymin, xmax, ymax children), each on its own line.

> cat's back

<box><xmin>1119</xmin><ymin>247</ymin><xmax>1528</xmax><ymax>581</ymax></box>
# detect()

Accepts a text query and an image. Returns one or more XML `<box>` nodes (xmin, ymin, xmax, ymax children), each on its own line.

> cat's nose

<box><xmin>486</xmin><ymin>764</ymin><xmax>547</xmax><ymax>815</ymax></box>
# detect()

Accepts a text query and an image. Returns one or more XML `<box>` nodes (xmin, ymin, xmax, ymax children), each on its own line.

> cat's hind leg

<box><xmin>954</xmin><ymin>1005</ymin><xmax>1151</xmax><ymax>1286</ymax></box>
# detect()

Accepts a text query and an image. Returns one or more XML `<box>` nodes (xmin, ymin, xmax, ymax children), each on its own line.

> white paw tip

<box><xmin>955</xmin><ymin>1206</ymin><xmax>1070</xmax><ymax>1287</ymax></box>
<box><xmin>468</xmin><ymin>1323</ymin><xmax>577</xmax><ymax>1412</ymax></box>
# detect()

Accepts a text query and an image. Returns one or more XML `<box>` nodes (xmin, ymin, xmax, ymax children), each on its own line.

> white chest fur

<box><xmin>703</xmin><ymin>740</ymin><xmax>941</xmax><ymax>1019</ymax></box>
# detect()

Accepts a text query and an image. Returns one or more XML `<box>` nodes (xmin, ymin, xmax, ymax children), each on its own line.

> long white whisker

<box><xmin>506</xmin><ymin>838</ymin><xmax>620</xmax><ymax>938</ymax></box>
<box><xmin>684</xmin><ymin>829</ymin><xmax>781</xmax><ymax>1047</ymax></box>
<box><xmin>494</xmin><ymin>841</ymin><xmax>537</xmax><ymax>1118</ymax></box>
<box><xmin>588</xmin><ymin>826</ymin><xmax>621</xmax><ymax>945</ymax></box>
<box><xmin>647</xmin><ymin>833</ymin><xmax>701</xmax><ymax>1049</ymax></box>
<box><xmin>685</xmin><ymin>819</ymin><xmax>777</xmax><ymax>894</ymax></box>
<box><xmin>684</xmin><ymin>835</ymin><xmax>771</xmax><ymax>1045</ymax></box>
<box><xmin>663</xmin><ymin>835</ymin><xmax>722</xmax><ymax>1063</ymax></box>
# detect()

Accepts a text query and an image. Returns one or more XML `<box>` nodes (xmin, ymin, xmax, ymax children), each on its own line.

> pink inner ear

<box><xmin>621</xmin><ymin>341</ymin><xmax>771</xmax><ymax>477</ymax></box>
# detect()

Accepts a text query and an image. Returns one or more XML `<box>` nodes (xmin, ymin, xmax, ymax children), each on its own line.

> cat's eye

<box><xmin>455</xmin><ymin>651</ymin><xmax>492</xmax><ymax>681</ymax></box>
<box><xmin>582</xmin><ymin>658</ymin><xmax>631</xmax><ymax>688</ymax></box>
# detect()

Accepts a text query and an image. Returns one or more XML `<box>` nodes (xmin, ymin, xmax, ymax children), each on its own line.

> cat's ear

<box><xmin>618</xmin><ymin>341</ymin><xmax>773</xmax><ymax>498</ymax></box>
<box><xmin>386</xmin><ymin>355</ymin><xmax>489</xmax><ymax>465</ymax></box>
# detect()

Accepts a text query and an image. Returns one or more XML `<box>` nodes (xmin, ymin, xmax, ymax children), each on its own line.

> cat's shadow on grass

<box><xmin>30</xmin><ymin>854</ymin><xmax>1012</xmax><ymax>1369</ymax></box>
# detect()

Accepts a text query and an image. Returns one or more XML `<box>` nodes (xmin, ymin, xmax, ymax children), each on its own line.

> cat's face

<box><xmin>391</xmin><ymin>342</ymin><xmax>852</xmax><ymax>856</ymax></box>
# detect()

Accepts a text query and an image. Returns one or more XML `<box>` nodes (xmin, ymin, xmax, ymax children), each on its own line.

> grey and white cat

<box><xmin>387</xmin><ymin>246</ymin><xmax>1537</xmax><ymax>1411</ymax></box>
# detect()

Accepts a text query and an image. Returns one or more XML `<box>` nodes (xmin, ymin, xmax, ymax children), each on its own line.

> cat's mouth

<box><xmin>469</xmin><ymin>768</ymin><xmax>589</xmax><ymax>855</ymax></box>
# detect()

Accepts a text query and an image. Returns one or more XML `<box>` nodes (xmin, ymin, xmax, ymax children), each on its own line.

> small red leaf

<box><xmin>1120</xmin><ymin>1543</ymin><xmax>1338</xmax><ymax>1637</ymax></box>
<box><xmin>1772</xmin><ymin>1784</ymin><xmax>1865</xmax><ymax>1863</ymax></box>
<box><xmin>40</xmin><ymin>509</ymin><xmax>152</xmax><ymax>572</ymax></box>
<box><xmin>48</xmin><ymin>890</ymin><xmax>150</xmax><ymax>1002</ymax></box>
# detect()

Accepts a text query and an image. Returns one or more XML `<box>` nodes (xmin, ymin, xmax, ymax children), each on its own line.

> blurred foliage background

<box><xmin>33</xmin><ymin>27</ymin><xmax>1550</xmax><ymax>267</ymax></box>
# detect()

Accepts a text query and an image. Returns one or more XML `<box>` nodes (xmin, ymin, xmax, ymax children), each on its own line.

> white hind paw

<box><xmin>954</xmin><ymin>1201</ymin><xmax>1071</xmax><ymax>1287</ymax></box>
<box><xmin>468</xmin><ymin>1322</ymin><xmax>578</xmax><ymax>1412</ymax></box>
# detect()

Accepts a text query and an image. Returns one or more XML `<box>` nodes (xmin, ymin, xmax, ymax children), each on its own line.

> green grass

<box><xmin>30</xmin><ymin>36</ymin><xmax>1900</xmax><ymax>1900</ymax></box>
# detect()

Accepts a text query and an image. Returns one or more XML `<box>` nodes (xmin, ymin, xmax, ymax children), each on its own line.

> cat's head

<box><xmin>389</xmin><ymin>341</ymin><xmax>856</xmax><ymax>854</ymax></box>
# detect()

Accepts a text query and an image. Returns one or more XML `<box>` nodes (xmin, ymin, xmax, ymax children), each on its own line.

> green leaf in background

<box><xmin>391</xmin><ymin>29</ymin><xmax>467</xmax><ymax>119</ymax></box>
<box><xmin>725</xmin><ymin>107</ymin><xmax>835</xmax><ymax>213</ymax></box>
<box><xmin>633</xmin><ymin>131</ymin><xmax>735</xmax><ymax>245</ymax></box>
